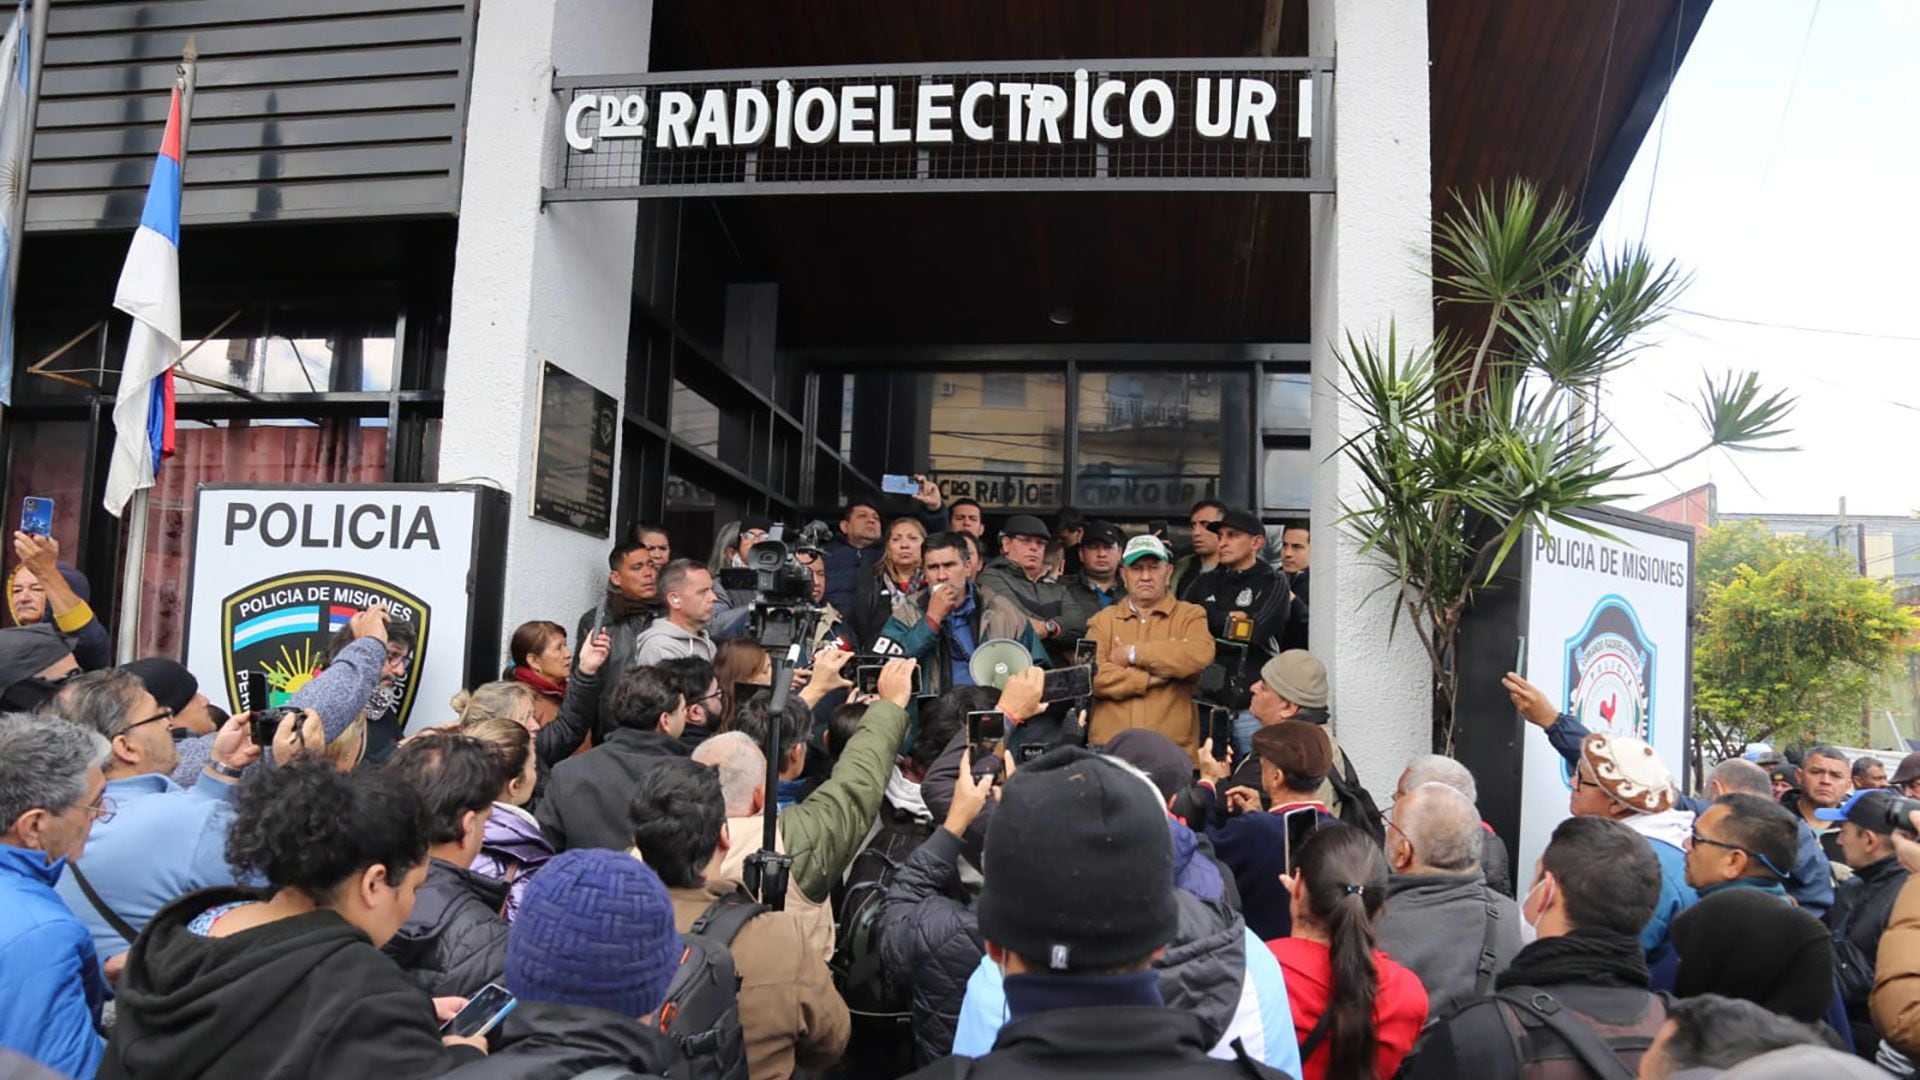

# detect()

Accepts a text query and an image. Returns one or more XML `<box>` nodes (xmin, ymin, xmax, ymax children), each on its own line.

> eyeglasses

<box><xmin>116</xmin><ymin>708</ymin><xmax>175</xmax><ymax>738</ymax></box>
<box><xmin>1687</xmin><ymin>828</ymin><xmax>1790</xmax><ymax>879</ymax></box>
<box><xmin>1386</xmin><ymin>817</ymin><xmax>1416</xmax><ymax>861</ymax></box>
<box><xmin>71</xmin><ymin>795</ymin><xmax>116</xmax><ymax>824</ymax></box>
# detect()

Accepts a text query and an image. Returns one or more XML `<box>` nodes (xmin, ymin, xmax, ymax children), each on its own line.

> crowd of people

<box><xmin>1</xmin><ymin>495</ymin><xmax>1918</xmax><ymax>1080</ymax></box>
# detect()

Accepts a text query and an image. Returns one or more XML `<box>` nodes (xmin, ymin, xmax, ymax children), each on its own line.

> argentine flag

<box><xmin>103</xmin><ymin>84</ymin><xmax>183</xmax><ymax>517</ymax></box>
<box><xmin>0</xmin><ymin>1</ymin><xmax>31</xmax><ymax>408</ymax></box>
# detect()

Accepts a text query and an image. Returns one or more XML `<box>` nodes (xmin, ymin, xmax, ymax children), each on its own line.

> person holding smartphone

<box><xmin>102</xmin><ymin>760</ymin><xmax>490</xmax><ymax>1077</ymax></box>
<box><xmin>7</xmin><ymin>531</ymin><xmax>110</xmax><ymax>671</ymax></box>
<box><xmin>1197</xmin><ymin>722</ymin><xmax>1339</xmax><ymax>942</ymax></box>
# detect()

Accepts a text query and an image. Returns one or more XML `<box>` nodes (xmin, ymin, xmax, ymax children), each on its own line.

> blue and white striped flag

<box><xmin>0</xmin><ymin>1</ymin><xmax>32</xmax><ymax>407</ymax></box>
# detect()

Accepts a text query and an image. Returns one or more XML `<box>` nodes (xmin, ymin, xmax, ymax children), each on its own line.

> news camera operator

<box><xmin>1085</xmin><ymin>535</ymin><xmax>1215</xmax><ymax>755</ymax></box>
<box><xmin>1183</xmin><ymin>509</ymin><xmax>1291</xmax><ymax>755</ymax></box>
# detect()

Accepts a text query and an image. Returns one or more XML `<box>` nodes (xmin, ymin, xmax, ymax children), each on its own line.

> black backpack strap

<box><xmin>1493</xmin><ymin>988</ymin><xmax>1638</xmax><ymax>1080</ymax></box>
<box><xmin>690</xmin><ymin>891</ymin><xmax>767</xmax><ymax>947</ymax></box>
<box><xmin>68</xmin><ymin>862</ymin><xmax>139</xmax><ymax>944</ymax></box>
<box><xmin>1299</xmin><ymin>1005</ymin><xmax>1335</xmax><ymax>1061</ymax></box>
<box><xmin>1473</xmin><ymin>889</ymin><xmax>1504</xmax><ymax>995</ymax></box>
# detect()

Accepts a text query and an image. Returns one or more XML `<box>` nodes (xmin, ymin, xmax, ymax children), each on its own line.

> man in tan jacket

<box><xmin>1084</xmin><ymin>535</ymin><xmax>1216</xmax><ymax>754</ymax></box>
<box><xmin>629</xmin><ymin>758</ymin><xmax>851</xmax><ymax>1080</ymax></box>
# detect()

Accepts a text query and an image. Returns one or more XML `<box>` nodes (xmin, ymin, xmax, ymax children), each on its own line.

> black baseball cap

<box><xmin>1216</xmin><ymin>508</ymin><xmax>1263</xmax><ymax>536</ymax></box>
<box><xmin>1081</xmin><ymin>520</ymin><xmax>1123</xmax><ymax>548</ymax></box>
<box><xmin>1002</xmin><ymin>514</ymin><xmax>1050</xmax><ymax>540</ymax></box>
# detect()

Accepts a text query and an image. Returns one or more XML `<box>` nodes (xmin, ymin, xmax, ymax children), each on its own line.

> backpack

<box><xmin>831</xmin><ymin>818</ymin><xmax>926</xmax><ymax>1019</ymax></box>
<box><xmin>656</xmin><ymin>892</ymin><xmax>765</xmax><ymax>1080</ymax></box>
<box><xmin>1326</xmin><ymin>748</ymin><xmax>1386</xmax><ymax>845</ymax></box>
<box><xmin>1491</xmin><ymin>987</ymin><xmax>1669</xmax><ymax>1080</ymax></box>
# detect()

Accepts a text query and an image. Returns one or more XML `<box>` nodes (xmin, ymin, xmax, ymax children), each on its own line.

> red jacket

<box><xmin>1268</xmin><ymin>937</ymin><xmax>1429</xmax><ymax>1080</ymax></box>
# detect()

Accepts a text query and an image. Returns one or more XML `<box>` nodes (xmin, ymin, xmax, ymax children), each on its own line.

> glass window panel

<box><xmin>921</xmin><ymin>370</ymin><xmax>1064</xmax><ymax>512</ymax></box>
<box><xmin>175</xmin><ymin>335</ymin><xmax>395</xmax><ymax>397</ymax></box>
<box><xmin>129</xmin><ymin>419</ymin><xmax>390</xmax><ymax>660</ymax></box>
<box><xmin>1263</xmin><ymin>447</ymin><xmax>1313</xmax><ymax>511</ymax></box>
<box><xmin>1076</xmin><ymin>371</ymin><xmax>1230</xmax><ymax>514</ymax></box>
<box><xmin>672</xmin><ymin>380</ymin><xmax>721</xmax><ymax>457</ymax></box>
<box><xmin>1262</xmin><ymin>372</ymin><xmax>1311</xmax><ymax>431</ymax></box>
<box><xmin>664</xmin><ymin>473</ymin><xmax>716</xmax><ymax>562</ymax></box>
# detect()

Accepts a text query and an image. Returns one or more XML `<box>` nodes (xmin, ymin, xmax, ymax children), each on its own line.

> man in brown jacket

<box><xmin>629</xmin><ymin>758</ymin><xmax>851</xmax><ymax>1080</ymax></box>
<box><xmin>1085</xmin><ymin>534</ymin><xmax>1216</xmax><ymax>754</ymax></box>
<box><xmin>1871</xmin><ymin>805</ymin><xmax>1920</xmax><ymax>1060</ymax></box>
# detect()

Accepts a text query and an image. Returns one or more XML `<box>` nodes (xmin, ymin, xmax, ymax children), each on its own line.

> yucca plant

<box><xmin>1338</xmin><ymin>181</ymin><xmax>1796</xmax><ymax>753</ymax></box>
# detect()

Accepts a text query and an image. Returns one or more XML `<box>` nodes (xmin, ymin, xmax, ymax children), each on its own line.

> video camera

<box><xmin>1195</xmin><ymin>612</ymin><xmax>1256</xmax><ymax>711</ymax></box>
<box><xmin>717</xmin><ymin>523</ymin><xmax>829</xmax><ymax>650</ymax></box>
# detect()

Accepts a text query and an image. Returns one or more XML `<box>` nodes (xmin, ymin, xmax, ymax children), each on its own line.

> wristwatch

<box><xmin>1127</xmin><ymin>645</ymin><xmax>1138</xmax><ymax>666</ymax></box>
<box><xmin>207</xmin><ymin>760</ymin><xmax>247</xmax><ymax>780</ymax></box>
<box><xmin>1044</xmin><ymin>620</ymin><xmax>1060</xmax><ymax>638</ymax></box>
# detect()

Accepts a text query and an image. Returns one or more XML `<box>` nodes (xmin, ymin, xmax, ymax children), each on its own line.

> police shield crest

<box><xmin>1562</xmin><ymin>595</ymin><xmax>1655</xmax><ymax>744</ymax></box>
<box><xmin>221</xmin><ymin>571</ymin><xmax>430</xmax><ymax>729</ymax></box>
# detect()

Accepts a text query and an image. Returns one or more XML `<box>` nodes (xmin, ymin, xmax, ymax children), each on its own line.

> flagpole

<box><xmin>113</xmin><ymin>37</ymin><xmax>193</xmax><ymax>663</ymax></box>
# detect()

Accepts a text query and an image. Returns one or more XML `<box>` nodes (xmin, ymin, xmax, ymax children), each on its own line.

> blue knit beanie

<box><xmin>505</xmin><ymin>849</ymin><xmax>683</xmax><ymax>1018</ymax></box>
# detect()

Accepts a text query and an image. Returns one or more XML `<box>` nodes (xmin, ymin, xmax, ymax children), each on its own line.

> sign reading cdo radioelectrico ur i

<box><xmin>548</xmin><ymin>58</ymin><xmax>1331</xmax><ymax>199</ymax></box>
<box><xmin>183</xmin><ymin>485</ymin><xmax>509</xmax><ymax>737</ymax></box>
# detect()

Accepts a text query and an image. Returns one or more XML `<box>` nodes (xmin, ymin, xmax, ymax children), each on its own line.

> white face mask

<box><xmin>1519</xmin><ymin>877</ymin><xmax>1547</xmax><ymax>945</ymax></box>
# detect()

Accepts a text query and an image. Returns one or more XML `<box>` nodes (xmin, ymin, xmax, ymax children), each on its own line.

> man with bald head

<box><xmin>1375</xmin><ymin>782</ymin><xmax>1525</xmax><ymax>1018</ymax></box>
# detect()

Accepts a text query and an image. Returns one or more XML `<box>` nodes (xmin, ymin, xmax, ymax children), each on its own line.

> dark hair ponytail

<box><xmin>1297</xmin><ymin>823</ymin><xmax>1390</xmax><ymax>1080</ymax></box>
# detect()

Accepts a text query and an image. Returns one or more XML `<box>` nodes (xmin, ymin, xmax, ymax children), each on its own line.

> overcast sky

<box><xmin>1594</xmin><ymin>0</ymin><xmax>1918</xmax><ymax>518</ymax></box>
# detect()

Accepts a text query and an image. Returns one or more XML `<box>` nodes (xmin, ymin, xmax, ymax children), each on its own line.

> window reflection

<box><xmin>672</xmin><ymin>380</ymin><xmax>721</xmax><ymax>457</ymax></box>
<box><xmin>921</xmin><ymin>370</ymin><xmax>1065</xmax><ymax>512</ymax></box>
<box><xmin>1076</xmin><ymin>371</ymin><xmax>1231</xmax><ymax>513</ymax></box>
<box><xmin>176</xmin><ymin>335</ymin><xmax>395</xmax><ymax>396</ymax></box>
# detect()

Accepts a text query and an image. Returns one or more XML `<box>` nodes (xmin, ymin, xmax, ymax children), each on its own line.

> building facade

<box><xmin>3</xmin><ymin>0</ymin><xmax>1704</xmax><ymax>784</ymax></box>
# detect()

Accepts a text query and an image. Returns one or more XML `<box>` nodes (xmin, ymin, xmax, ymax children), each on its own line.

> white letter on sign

<box><xmin>794</xmin><ymin>86</ymin><xmax>837</xmax><ymax>144</ymax></box>
<box><xmin>733</xmin><ymin>87</ymin><xmax>771</xmax><ymax>146</ymax></box>
<box><xmin>1234</xmin><ymin>78</ymin><xmax>1276</xmax><ymax>141</ymax></box>
<box><xmin>916</xmin><ymin>82</ymin><xmax>954</xmax><ymax>143</ymax></box>
<box><xmin>656</xmin><ymin>90</ymin><xmax>694</xmax><ymax>148</ymax></box>
<box><xmin>564</xmin><ymin>95</ymin><xmax>598</xmax><ymax>151</ymax></box>
<box><xmin>1129</xmin><ymin>79</ymin><xmax>1174</xmax><ymax>138</ymax></box>
<box><xmin>691</xmin><ymin>88</ymin><xmax>730</xmax><ymax>147</ymax></box>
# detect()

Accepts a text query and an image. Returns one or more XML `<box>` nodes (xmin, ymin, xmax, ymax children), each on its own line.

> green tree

<box><xmin>1692</xmin><ymin>520</ymin><xmax>1918</xmax><ymax>759</ymax></box>
<box><xmin>1337</xmin><ymin>181</ymin><xmax>1795</xmax><ymax>753</ymax></box>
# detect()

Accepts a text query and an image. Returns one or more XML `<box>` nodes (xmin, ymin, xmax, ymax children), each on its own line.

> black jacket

<box><xmin>905</xmin><ymin>1003</ymin><xmax>1289</xmax><ymax>1080</ymax></box>
<box><xmin>102</xmin><ymin>887</ymin><xmax>482</xmax><ymax>1080</ymax></box>
<box><xmin>1280</xmin><ymin>568</ymin><xmax>1309</xmax><ymax>653</ymax></box>
<box><xmin>1183</xmin><ymin>561</ymin><xmax>1291</xmax><ymax>689</ymax></box>
<box><xmin>1830</xmin><ymin>855</ymin><xmax>1911</xmax><ymax>1047</ymax></box>
<box><xmin>439</xmin><ymin>1001</ymin><xmax>680</xmax><ymax>1080</ymax></box>
<box><xmin>877</xmin><ymin>827</ymin><xmax>986</xmax><ymax>1065</ymax></box>
<box><xmin>574</xmin><ymin>593</ymin><xmax>662</xmax><ymax>737</ymax></box>
<box><xmin>537</xmin><ymin>728</ymin><xmax>692</xmax><ymax>851</ymax></box>
<box><xmin>382</xmin><ymin>858</ymin><xmax>512</xmax><ymax>999</ymax></box>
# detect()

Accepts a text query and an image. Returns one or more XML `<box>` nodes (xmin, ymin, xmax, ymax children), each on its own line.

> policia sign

<box><xmin>548</xmin><ymin>58</ymin><xmax>1331</xmax><ymax>199</ymax></box>
<box><xmin>183</xmin><ymin>485</ymin><xmax>511</xmax><ymax>736</ymax></box>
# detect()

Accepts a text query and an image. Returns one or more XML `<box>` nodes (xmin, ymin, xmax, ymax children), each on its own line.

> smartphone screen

<box><xmin>1040</xmin><ymin>664</ymin><xmax>1093</xmax><ymax>703</ymax></box>
<box><xmin>240</xmin><ymin>670</ymin><xmax>269</xmax><ymax>713</ymax></box>
<box><xmin>1281</xmin><ymin>807</ymin><xmax>1322</xmax><ymax>877</ymax></box>
<box><xmin>966</xmin><ymin>710</ymin><xmax>1007</xmax><ymax>756</ymax></box>
<box><xmin>855</xmin><ymin>664</ymin><xmax>883</xmax><ymax>696</ymax></box>
<box><xmin>881</xmin><ymin>473</ymin><xmax>919</xmax><ymax>496</ymax></box>
<box><xmin>1073</xmin><ymin>638</ymin><xmax>1099</xmax><ymax>666</ymax></box>
<box><xmin>441</xmin><ymin>983</ymin><xmax>517</xmax><ymax>1038</ymax></box>
<box><xmin>20</xmin><ymin>497</ymin><xmax>53</xmax><ymax>537</ymax></box>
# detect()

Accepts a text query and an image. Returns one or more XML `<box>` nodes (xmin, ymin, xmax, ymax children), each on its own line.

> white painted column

<box><xmin>440</xmin><ymin>0</ymin><xmax>650</xmax><ymax>655</ymax></box>
<box><xmin>1307</xmin><ymin>0</ymin><xmax>1435</xmax><ymax>790</ymax></box>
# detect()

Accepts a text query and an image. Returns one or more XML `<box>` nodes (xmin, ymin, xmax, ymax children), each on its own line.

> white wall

<box><xmin>1307</xmin><ymin>0</ymin><xmax>1435</xmax><ymax>792</ymax></box>
<box><xmin>439</xmin><ymin>0</ymin><xmax>651</xmax><ymax>663</ymax></box>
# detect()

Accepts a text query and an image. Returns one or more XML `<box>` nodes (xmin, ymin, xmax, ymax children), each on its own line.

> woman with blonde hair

<box><xmin>460</xmin><ymin>715</ymin><xmax>551</xmax><ymax>922</ymax></box>
<box><xmin>853</xmin><ymin>517</ymin><xmax>926</xmax><ymax>644</ymax></box>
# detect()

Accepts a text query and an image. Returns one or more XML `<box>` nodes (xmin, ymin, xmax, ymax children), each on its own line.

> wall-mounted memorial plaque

<box><xmin>531</xmin><ymin>361</ymin><xmax>617</xmax><ymax>536</ymax></box>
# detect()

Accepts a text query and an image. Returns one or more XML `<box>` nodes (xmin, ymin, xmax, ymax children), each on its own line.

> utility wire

<box><xmin>1669</xmin><ymin>307</ymin><xmax>1920</xmax><ymax>344</ymax></box>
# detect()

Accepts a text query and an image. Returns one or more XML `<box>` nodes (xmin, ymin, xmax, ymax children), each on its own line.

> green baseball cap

<box><xmin>1121</xmin><ymin>535</ymin><xmax>1172</xmax><ymax>565</ymax></box>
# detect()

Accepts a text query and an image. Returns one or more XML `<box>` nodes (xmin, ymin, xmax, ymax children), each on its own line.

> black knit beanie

<box><xmin>976</xmin><ymin>745</ymin><xmax>1177</xmax><ymax>972</ymax></box>
<box><xmin>1672</xmin><ymin>887</ymin><xmax>1835</xmax><ymax>1023</ymax></box>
